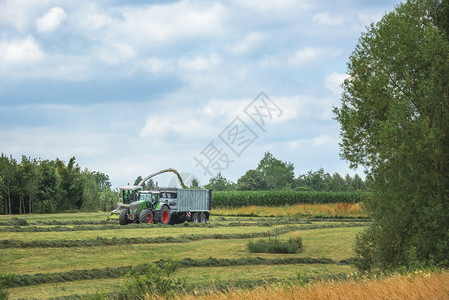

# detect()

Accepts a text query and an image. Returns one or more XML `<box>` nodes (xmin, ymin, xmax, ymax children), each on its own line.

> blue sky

<box><xmin>0</xmin><ymin>0</ymin><xmax>399</xmax><ymax>188</ymax></box>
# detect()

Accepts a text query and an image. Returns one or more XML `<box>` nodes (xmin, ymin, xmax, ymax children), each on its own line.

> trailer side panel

<box><xmin>177</xmin><ymin>189</ymin><xmax>210</xmax><ymax>212</ymax></box>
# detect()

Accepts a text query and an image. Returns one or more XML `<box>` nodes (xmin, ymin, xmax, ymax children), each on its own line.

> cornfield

<box><xmin>212</xmin><ymin>191</ymin><xmax>368</xmax><ymax>208</ymax></box>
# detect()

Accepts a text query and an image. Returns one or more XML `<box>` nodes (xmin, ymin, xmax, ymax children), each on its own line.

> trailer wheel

<box><xmin>200</xmin><ymin>213</ymin><xmax>207</xmax><ymax>223</ymax></box>
<box><xmin>160</xmin><ymin>206</ymin><xmax>171</xmax><ymax>225</ymax></box>
<box><xmin>193</xmin><ymin>213</ymin><xmax>200</xmax><ymax>223</ymax></box>
<box><xmin>119</xmin><ymin>209</ymin><xmax>130</xmax><ymax>225</ymax></box>
<box><xmin>139</xmin><ymin>209</ymin><xmax>153</xmax><ymax>224</ymax></box>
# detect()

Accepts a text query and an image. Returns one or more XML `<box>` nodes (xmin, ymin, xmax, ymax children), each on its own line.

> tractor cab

<box><xmin>138</xmin><ymin>191</ymin><xmax>159</xmax><ymax>208</ymax></box>
<box><xmin>119</xmin><ymin>185</ymin><xmax>142</xmax><ymax>204</ymax></box>
<box><xmin>107</xmin><ymin>185</ymin><xmax>142</xmax><ymax>220</ymax></box>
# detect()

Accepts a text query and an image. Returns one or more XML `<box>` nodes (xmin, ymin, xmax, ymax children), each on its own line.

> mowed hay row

<box><xmin>179</xmin><ymin>271</ymin><xmax>449</xmax><ymax>300</ymax></box>
<box><xmin>0</xmin><ymin>223</ymin><xmax>368</xmax><ymax>248</ymax></box>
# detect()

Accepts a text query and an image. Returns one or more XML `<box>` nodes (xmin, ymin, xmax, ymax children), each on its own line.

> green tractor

<box><xmin>109</xmin><ymin>169</ymin><xmax>211</xmax><ymax>225</ymax></box>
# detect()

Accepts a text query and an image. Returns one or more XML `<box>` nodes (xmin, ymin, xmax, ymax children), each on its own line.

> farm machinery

<box><xmin>109</xmin><ymin>168</ymin><xmax>211</xmax><ymax>225</ymax></box>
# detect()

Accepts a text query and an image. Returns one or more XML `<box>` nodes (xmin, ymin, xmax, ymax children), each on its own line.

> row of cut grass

<box><xmin>0</xmin><ymin>224</ymin><xmax>290</xmax><ymax>241</ymax></box>
<box><xmin>1</xmin><ymin>226</ymin><xmax>363</xmax><ymax>275</ymax></box>
<box><xmin>7</xmin><ymin>256</ymin><xmax>351</xmax><ymax>288</ymax></box>
<box><xmin>1</xmin><ymin>224</ymin><xmax>367</xmax><ymax>249</ymax></box>
<box><xmin>0</xmin><ymin>223</ymin><xmax>367</xmax><ymax>246</ymax></box>
<box><xmin>6</xmin><ymin>264</ymin><xmax>354</xmax><ymax>299</ymax></box>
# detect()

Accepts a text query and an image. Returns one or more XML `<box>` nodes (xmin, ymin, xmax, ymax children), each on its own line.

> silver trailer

<box><xmin>160</xmin><ymin>188</ymin><xmax>212</xmax><ymax>224</ymax></box>
<box><xmin>177</xmin><ymin>189</ymin><xmax>211</xmax><ymax>212</ymax></box>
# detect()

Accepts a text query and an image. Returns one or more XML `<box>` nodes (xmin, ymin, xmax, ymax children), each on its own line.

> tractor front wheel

<box><xmin>119</xmin><ymin>209</ymin><xmax>130</xmax><ymax>225</ymax></box>
<box><xmin>139</xmin><ymin>209</ymin><xmax>153</xmax><ymax>224</ymax></box>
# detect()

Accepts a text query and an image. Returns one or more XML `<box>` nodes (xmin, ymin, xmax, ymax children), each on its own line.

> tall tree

<box><xmin>20</xmin><ymin>156</ymin><xmax>38</xmax><ymax>214</ymax></box>
<box><xmin>256</xmin><ymin>152</ymin><xmax>295</xmax><ymax>189</ymax></box>
<box><xmin>92</xmin><ymin>171</ymin><xmax>112</xmax><ymax>191</ymax></box>
<box><xmin>37</xmin><ymin>160</ymin><xmax>59</xmax><ymax>213</ymax></box>
<box><xmin>0</xmin><ymin>175</ymin><xmax>4</xmax><ymax>214</ymax></box>
<box><xmin>0</xmin><ymin>155</ymin><xmax>18</xmax><ymax>214</ymax></box>
<box><xmin>56</xmin><ymin>157</ymin><xmax>83</xmax><ymax>210</ymax></box>
<box><xmin>80</xmin><ymin>169</ymin><xmax>100</xmax><ymax>211</ymax></box>
<box><xmin>296</xmin><ymin>168</ymin><xmax>328</xmax><ymax>191</ymax></box>
<box><xmin>236</xmin><ymin>169</ymin><xmax>268</xmax><ymax>191</ymax></box>
<box><xmin>329</xmin><ymin>173</ymin><xmax>347</xmax><ymax>192</ymax></box>
<box><xmin>205</xmin><ymin>173</ymin><xmax>235</xmax><ymax>191</ymax></box>
<box><xmin>334</xmin><ymin>0</ymin><xmax>449</xmax><ymax>271</ymax></box>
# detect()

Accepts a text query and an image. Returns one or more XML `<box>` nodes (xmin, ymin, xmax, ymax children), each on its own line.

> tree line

<box><xmin>204</xmin><ymin>152</ymin><xmax>368</xmax><ymax>192</ymax></box>
<box><xmin>0</xmin><ymin>151</ymin><xmax>367</xmax><ymax>215</ymax></box>
<box><xmin>0</xmin><ymin>154</ymin><xmax>116</xmax><ymax>215</ymax></box>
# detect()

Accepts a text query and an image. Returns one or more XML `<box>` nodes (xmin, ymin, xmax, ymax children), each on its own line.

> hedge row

<box><xmin>0</xmin><ymin>223</ymin><xmax>368</xmax><ymax>249</ymax></box>
<box><xmin>212</xmin><ymin>191</ymin><xmax>368</xmax><ymax>208</ymax></box>
<box><xmin>7</xmin><ymin>256</ymin><xmax>354</xmax><ymax>288</ymax></box>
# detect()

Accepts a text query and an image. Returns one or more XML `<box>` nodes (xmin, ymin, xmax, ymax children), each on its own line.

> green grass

<box><xmin>0</xmin><ymin>212</ymin><xmax>364</xmax><ymax>299</ymax></box>
<box><xmin>6</xmin><ymin>264</ymin><xmax>354</xmax><ymax>299</ymax></box>
<box><xmin>0</xmin><ymin>224</ymin><xmax>289</xmax><ymax>241</ymax></box>
<box><xmin>1</xmin><ymin>227</ymin><xmax>362</xmax><ymax>275</ymax></box>
<box><xmin>0</xmin><ymin>212</ymin><xmax>110</xmax><ymax>222</ymax></box>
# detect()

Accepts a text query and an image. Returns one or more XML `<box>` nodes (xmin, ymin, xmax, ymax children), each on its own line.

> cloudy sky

<box><xmin>0</xmin><ymin>0</ymin><xmax>398</xmax><ymax>188</ymax></box>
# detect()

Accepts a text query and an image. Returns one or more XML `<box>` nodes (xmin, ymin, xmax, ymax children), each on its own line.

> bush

<box><xmin>121</xmin><ymin>260</ymin><xmax>185</xmax><ymax>299</ymax></box>
<box><xmin>247</xmin><ymin>237</ymin><xmax>302</xmax><ymax>254</ymax></box>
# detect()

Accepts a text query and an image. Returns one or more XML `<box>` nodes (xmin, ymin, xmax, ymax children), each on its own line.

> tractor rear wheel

<box><xmin>160</xmin><ymin>205</ymin><xmax>171</xmax><ymax>225</ymax></box>
<box><xmin>139</xmin><ymin>209</ymin><xmax>153</xmax><ymax>224</ymax></box>
<box><xmin>119</xmin><ymin>209</ymin><xmax>130</xmax><ymax>225</ymax></box>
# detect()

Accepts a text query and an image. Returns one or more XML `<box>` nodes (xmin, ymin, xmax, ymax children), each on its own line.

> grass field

<box><xmin>0</xmin><ymin>210</ymin><xmax>367</xmax><ymax>299</ymax></box>
<box><xmin>180</xmin><ymin>270</ymin><xmax>449</xmax><ymax>300</ymax></box>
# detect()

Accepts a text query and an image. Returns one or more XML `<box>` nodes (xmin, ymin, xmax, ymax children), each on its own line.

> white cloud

<box><xmin>36</xmin><ymin>7</ymin><xmax>66</xmax><ymax>33</ymax></box>
<box><xmin>178</xmin><ymin>54</ymin><xmax>221</xmax><ymax>71</ymax></box>
<box><xmin>97</xmin><ymin>42</ymin><xmax>136</xmax><ymax>66</ymax></box>
<box><xmin>227</xmin><ymin>32</ymin><xmax>268</xmax><ymax>55</ymax></box>
<box><xmin>324</xmin><ymin>72</ymin><xmax>348</xmax><ymax>95</ymax></box>
<box><xmin>114</xmin><ymin>2</ymin><xmax>227</xmax><ymax>47</ymax></box>
<box><xmin>234</xmin><ymin>0</ymin><xmax>310</xmax><ymax>12</ymax></box>
<box><xmin>0</xmin><ymin>0</ymin><xmax>50</xmax><ymax>33</ymax></box>
<box><xmin>288</xmin><ymin>47</ymin><xmax>325</xmax><ymax>66</ymax></box>
<box><xmin>0</xmin><ymin>126</ymin><xmax>113</xmax><ymax>160</ymax></box>
<box><xmin>313</xmin><ymin>12</ymin><xmax>345</xmax><ymax>26</ymax></box>
<box><xmin>288</xmin><ymin>134</ymin><xmax>336</xmax><ymax>150</ymax></box>
<box><xmin>139</xmin><ymin>111</ymin><xmax>215</xmax><ymax>141</ymax></box>
<box><xmin>137</xmin><ymin>58</ymin><xmax>172</xmax><ymax>74</ymax></box>
<box><xmin>259</xmin><ymin>54</ymin><xmax>281</xmax><ymax>68</ymax></box>
<box><xmin>288</xmin><ymin>47</ymin><xmax>342</xmax><ymax>67</ymax></box>
<box><xmin>0</xmin><ymin>36</ymin><xmax>43</xmax><ymax>67</ymax></box>
<box><xmin>84</xmin><ymin>13</ymin><xmax>110</xmax><ymax>31</ymax></box>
